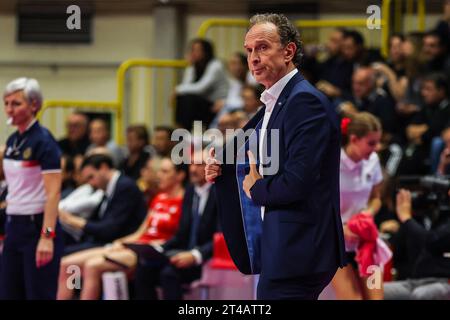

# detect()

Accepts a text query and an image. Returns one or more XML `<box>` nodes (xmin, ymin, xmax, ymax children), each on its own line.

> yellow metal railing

<box><xmin>417</xmin><ymin>0</ymin><xmax>426</xmax><ymax>32</ymax></box>
<box><xmin>39</xmin><ymin>59</ymin><xmax>188</xmax><ymax>145</ymax></box>
<box><xmin>38</xmin><ymin>100</ymin><xmax>120</xmax><ymax>142</ymax></box>
<box><xmin>197</xmin><ymin>0</ymin><xmax>391</xmax><ymax>57</ymax></box>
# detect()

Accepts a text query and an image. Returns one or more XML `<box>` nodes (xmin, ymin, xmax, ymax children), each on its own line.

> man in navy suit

<box><xmin>206</xmin><ymin>13</ymin><xmax>346</xmax><ymax>300</ymax></box>
<box><xmin>59</xmin><ymin>154</ymin><xmax>147</xmax><ymax>254</ymax></box>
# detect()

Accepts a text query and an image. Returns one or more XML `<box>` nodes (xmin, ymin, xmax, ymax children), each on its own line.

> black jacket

<box><xmin>162</xmin><ymin>184</ymin><xmax>218</xmax><ymax>261</ymax></box>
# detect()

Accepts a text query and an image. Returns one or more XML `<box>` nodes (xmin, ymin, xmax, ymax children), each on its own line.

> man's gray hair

<box><xmin>249</xmin><ymin>13</ymin><xmax>303</xmax><ymax>67</ymax></box>
<box><xmin>3</xmin><ymin>77</ymin><xmax>43</xmax><ymax>113</ymax></box>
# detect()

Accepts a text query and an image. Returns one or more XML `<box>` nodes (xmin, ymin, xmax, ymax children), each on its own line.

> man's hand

<box><xmin>36</xmin><ymin>238</ymin><xmax>54</xmax><ymax>268</ymax></box>
<box><xmin>170</xmin><ymin>251</ymin><xmax>196</xmax><ymax>269</ymax></box>
<box><xmin>205</xmin><ymin>147</ymin><xmax>222</xmax><ymax>183</ymax></box>
<box><xmin>396</xmin><ymin>189</ymin><xmax>413</xmax><ymax>223</ymax></box>
<box><xmin>243</xmin><ymin>151</ymin><xmax>262</xmax><ymax>200</ymax></box>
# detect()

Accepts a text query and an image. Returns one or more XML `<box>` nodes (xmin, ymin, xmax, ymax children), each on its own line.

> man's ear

<box><xmin>284</xmin><ymin>42</ymin><xmax>297</xmax><ymax>63</ymax></box>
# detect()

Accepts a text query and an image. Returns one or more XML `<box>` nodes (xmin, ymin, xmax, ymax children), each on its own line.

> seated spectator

<box><xmin>59</xmin><ymin>154</ymin><xmax>147</xmax><ymax>255</ymax></box>
<box><xmin>421</xmin><ymin>31</ymin><xmax>450</xmax><ymax>79</ymax></box>
<box><xmin>58</xmin><ymin>112</ymin><xmax>90</xmax><ymax>157</ymax></box>
<box><xmin>209</xmin><ymin>52</ymin><xmax>248</xmax><ymax>128</ymax></box>
<box><xmin>371</xmin><ymin>34</ymin><xmax>408</xmax><ymax>102</ymax></box>
<box><xmin>384</xmin><ymin>189</ymin><xmax>450</xmax><ymax>300</ymax></box>
<box><xmin>316</xmin><ymin>28</ymin><xmax>352</xmax><ymax>100</ymax></box>
<box><xmin>58</xmin><ymin>154</ymin><xmax>104</xmax><ymax>246</ymax></box>
<box><xmin>241</xmin><ymin>84</ymin><xmax>264</xmax><ymax>119</ymax></box>
<box><xmin>133</xmin><ymin>149</ymin><xmax>218</xmax><ymax>300</ymax></box>
<box><xmin>342</xmin><ymin>67</ymin><xmax>398</xmax><ymax>140</ymax></box>
<box><xmin>86</xmin><ymin>118</ymin><xmax>125</xmax><ymax>167</ymax></box>
<box><xmin>152</xmin><ymin>126</ymin><xmax>175</xmax><ymax>157</ymax></box>
<box><xmin>121</xmin><ymin>125</ymin><xmax>152</xmax><ymax>180</ymax></box>
<box><xmin>406</xmin><ymin>73</ymin><xmax>450</xmax><ymax>173</ymax></box>
<box><xmin>137</xmin><ymin>156</ymin><xmax>162</xmax><ymax>205</ymax></box>
<box><xmin>175</xmin><ymin>39</ymin><xmax>229</xmax><ymax>131</ymax></box>
<box><xmin>57</xmin><ymin>157</ymin><xmax>186</xmax><ymax>300</ymax></box>
<box><xmin>318</xmin><ymin>29</ymin><xmax>383</xmax><ymax>102</ymax></box>
<box><xmin>221</xmin><ymin>52</ymin><xmax>248</xmax><ymax>112</ymax></box>
<box><xmin>434</xmin><ymin>0</ymin><xmax>450</xmax><ymax>51</ymax></box>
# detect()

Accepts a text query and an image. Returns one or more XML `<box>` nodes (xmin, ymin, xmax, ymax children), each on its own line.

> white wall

<box><xmin>0</xmin><ymin>14</ymin><xmax>154</xmax><ymax>142</ymax></box>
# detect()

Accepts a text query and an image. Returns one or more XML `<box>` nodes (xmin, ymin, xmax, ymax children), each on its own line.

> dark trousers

<box><xmin>175</xmin><ymin>94</ymin><xmax>215</xmax><ymax>131</ymax></box>
<box><xmin>0</xmin><ymin>214</ymin><xmax>63</xmax><ymax>300</ymax></box>
<box><xmin>134</xmin><ymin>260</ymin><xmax>201</xmax><ymax>300</ymax></box>
<box><xmin>257</xmin><ymin>270</ymin><xmax>336</xmax><ymax>300</ymax></box>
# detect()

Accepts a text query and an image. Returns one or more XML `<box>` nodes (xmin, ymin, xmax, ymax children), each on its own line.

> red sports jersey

<box><xmin>137</xmin><ymin>192</ymin><xmax>183</xmax><ymax>243</ymax></box>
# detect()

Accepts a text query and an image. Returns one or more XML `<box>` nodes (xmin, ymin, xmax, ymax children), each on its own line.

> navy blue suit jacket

<box><xmin>215</xmin><ymin>72</ymin><xmax>346</xmax><ymax>279</ymax></box>
<box><xmin>83</xmin><ymin>174</ymin><xmax>147</xmax><ymax>244</ymax></box>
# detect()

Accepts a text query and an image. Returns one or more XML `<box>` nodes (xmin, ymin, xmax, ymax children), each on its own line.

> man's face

<box><xmin>67</xmin><ymin>114</ymin><xmax>88</xmax><ymax>142</ymax></box>
<box><xmin>152</xmin><ymin>130</ymin><xmax>171</xmax><ymax>156</ymax></box>
<box><xmin>352</xmin><ymin>69</ymin><xmax>374</xmax><ymax>99</ymax></box>
<box><xmin>244</xmin><ymin>23</ymin><xmax>293</xmax><ymax>88</ymax></box>
<box><xmin>81</xmin><ymin>164</ymin><xmax>108</xmax><ymax>190</ymax></box>
<box><xmin>89</xmin><ymin>120</ymin><xmax>109</xmax><ymax>146</ymax></box>
<box><xmin>326</xmin><ymin>30</ymin><xmax>344</xmax><ymax>56</ymax></box>
<box><xmin>4</xmin><ymin>90</ymin><xmax>36</xmax><ymax>127</ymax></box>
<box><xmin>422</xmin><ymin>35</ymin><xmax>443</xmax><ymax>61</ymax></box>
<box><xmin>342</xmin><ymin>37</ymin><xmax>360</xmax><ymax>61</ymax></box>
<box><xmin>126</xmin><ymin>131</ymin><xmax>145</xmax><ymax>154</ymax></box>
<box><xmin>421</xmin><ymin>80</ymin><xmax>445</xmax><ymax>106</ymax></box>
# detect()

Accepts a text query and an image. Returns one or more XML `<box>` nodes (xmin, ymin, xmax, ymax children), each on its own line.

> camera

<box><xmin>396</xmin><ymin>175</ymin><xmax>450</xmax><ymax>221</ymax></box>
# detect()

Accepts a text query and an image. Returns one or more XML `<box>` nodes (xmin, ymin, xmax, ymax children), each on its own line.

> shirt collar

<box><xmin>341</xmin><ymin>148</ymin><xmax>362</xmax><ymax>171</ymax></box>
<box><xmin>194</xmin><ymin>182</ymin><xmax>212</xmax><ymax>197</ymax></box>
<box><xmin>17</xmin><ymin>118</ymin><xmax>38</xmax><ymax>136</ymax></box>
<box><xmin>105</xmin><ymin>170</ymin><xmax>120</xmax><ymax>198</ymax></box>
<box><xmin>260</xmin><ymin>68</ymin><xmax>298</xmax><ymax>112</ymax></box>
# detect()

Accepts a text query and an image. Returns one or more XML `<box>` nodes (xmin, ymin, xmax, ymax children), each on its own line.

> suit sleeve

<box><xmin>83</xmin><ymin>183</ymin><xmax>138</xmax><ymax>242</ymax></box>
<box><xmin>250</xmin><ymin>93</ymin><xmax>331</xmax><ymax>206</ymax></box>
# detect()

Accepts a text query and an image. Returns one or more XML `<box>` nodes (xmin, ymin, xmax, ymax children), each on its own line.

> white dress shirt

<box><xmin>257</xmin><ymin>68</ymin><xmax>298</xmax><ymax>220</ymax></box>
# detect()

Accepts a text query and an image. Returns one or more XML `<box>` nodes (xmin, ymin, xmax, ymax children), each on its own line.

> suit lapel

<box><xmin>261</xmin><ymin>72</ymin><xmax>304</xmax><ymax>170</ymax></box>
<box><xmin>266</xmin><ymin>72</ymin><xmax>304</xmax><ymax>131</ymax></box>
